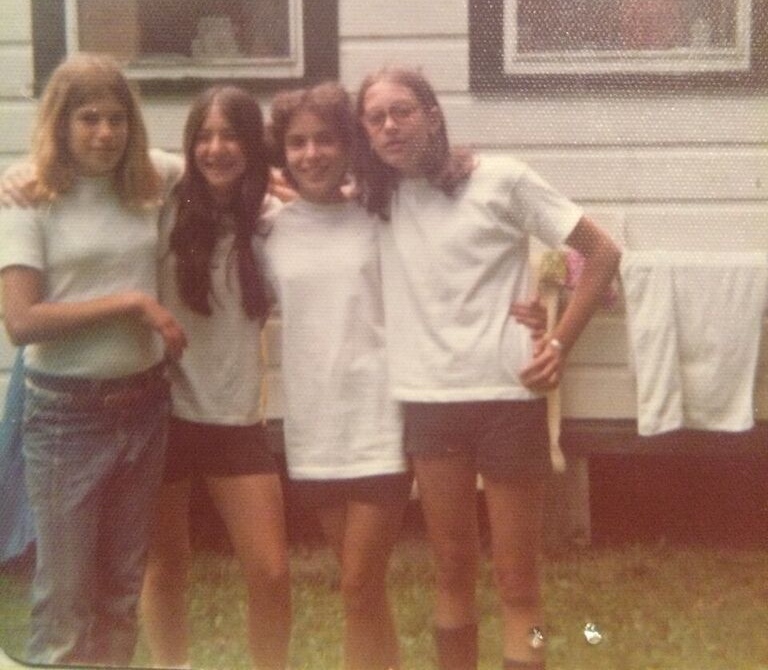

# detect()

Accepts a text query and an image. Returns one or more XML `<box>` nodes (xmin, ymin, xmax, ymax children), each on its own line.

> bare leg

<box><xmin>140</xmin><ymin>478</ymin><xmax>193</xmax><ymax>668</ymax></box>
<box><xmin>483</xmin><ymin>476</ymin><xmax>547</xmax><ymax>667</ymax></box>
<box><xmin>316</xmin><ymin>493</ymin><xmax>407</xmax><ymax>670</ymax></box>
<box><xmin>412</xmin><ymin>455</ymin><xmax>480</xmax><ymax>669</ymax></box>
<box><xmin>206</xmin><ymin>473</ymin><xmax>291</xmax><ymax>670</ymax></box>
<box><xmin>315</xmin><ymin>502</ymin><xmax>346</xmax><ymax>561</ymax></box>
<box><xmin>412</xmin><ymin>455</ymin><xmax>480</xmax><ymax>628</ymax></box>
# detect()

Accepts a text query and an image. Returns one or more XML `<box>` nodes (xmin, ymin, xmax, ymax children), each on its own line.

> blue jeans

<box><xmin>21</xmin><ymin>365</ymin><xmax>169</xmax><ymax>666</ymax></box>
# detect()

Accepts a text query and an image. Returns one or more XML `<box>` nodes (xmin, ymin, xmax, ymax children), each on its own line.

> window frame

<box><xmin>469</xmin><ymin>0</ymin><xmax>768</xmax><ymax>94</ymax></box>
<box><xmin>32</xmin><ymin>0</ymin><xmax>338</xmax><ymax>95</ymax></box>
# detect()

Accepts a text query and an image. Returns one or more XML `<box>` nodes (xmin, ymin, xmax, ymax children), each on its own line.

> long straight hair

<box><xmin>170</xmin><ymin>86</ymin><xmax>273</xmax><ymax>321</ymax></box>
<box><xmin>31</xmin><ymin>53</ymin><xmax>161</xmax><ymax>209</ymax></box>
<box><xmin>356</xmin><ymin>66</ymin><xmax>475</xmax><ymax>220</ymax></box>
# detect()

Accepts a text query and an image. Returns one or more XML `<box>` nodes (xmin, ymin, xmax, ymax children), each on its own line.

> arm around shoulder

<box><xmin>149</xmin><ymin>148</ymin><xmax>185</xmax><ymax>194</ymax></box>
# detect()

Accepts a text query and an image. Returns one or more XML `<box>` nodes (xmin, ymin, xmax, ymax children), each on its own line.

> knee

<box><xmin>144</xmin><ymin>546</ymin><xmax>190</xmax><ymax>588</ymax></box>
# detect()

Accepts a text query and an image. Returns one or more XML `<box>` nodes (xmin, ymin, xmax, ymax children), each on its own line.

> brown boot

<box><xmin>434</xmin><ymin>623</ymin><xmax>479</xmax><ymax>670</ymax></box>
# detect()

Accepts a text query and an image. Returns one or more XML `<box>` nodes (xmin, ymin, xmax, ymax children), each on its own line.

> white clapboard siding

<box><xmin>142</xmin><ymin>95</ymin><xmax>275</xmax><ymax>152</ymax></box>
<box><xmin>622</xmin><ymin>204</ymin><xmax>768</xmax><ymax>251</ymax></box>
<box><xmin>567</xmin><ymin>314</ymin><xmax>628</xmax><ymax>367</ymax></box>
<box><xmin>141</xmin><ymin>101</ymin><xmax>192</xmax><ymax>152</ymax></box>
<box><xmin>442</xmin><ymin>95</ymin><xmax>768</xmax><ymax>147</ymax></box>
<box><xmin>561</xmin><ymin>367</ymin><xmax>638</xmax><ymax>419</ymax></box>
<box><xmin>340</xmin><ymin>0</ymin><xmax>467</xmax><ymax>37</ymax></box>
<box><xmin>0</xmin><ymin>45</ymin><xmax>34</xmax><ymax>98</ymax></box>
<box><xmin>0</xmin><ymin>100</ymin><xmax>36</xmax><ymax>153</ymax></box>
<box><xmin>341</xmin><ymin>38</ymin><xmax>469</xmax><ymax>92</ymax></box>
<box><xmin>488</xmin><ymin>147</ymin><xmax>768</xmax><ymax>203</ymax></box>
<box><xmin>0</xmin><ymin>0</ymin><xmax>31</xmax><ymax>42</ymax></box>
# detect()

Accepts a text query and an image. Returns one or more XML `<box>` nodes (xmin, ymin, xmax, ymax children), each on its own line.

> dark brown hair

<box><xmin>269</xmin><ymin>81</ymin><xmax>363</xmax><ymax>194</ymax></box>
<box><xmin>170</xmin><ymin>86</ymin><xmax>273</xmax><ymax>321</ymax></box>
<box><xmin>355</xmin><ymin>66</ymin><xmax>475</xmax><ymax>219</ymax></box>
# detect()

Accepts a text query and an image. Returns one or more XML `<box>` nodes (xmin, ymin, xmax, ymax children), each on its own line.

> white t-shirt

<box><xmin>379</xmin><ymin>154</ymin><xmax>583</xmax><ymax>402</ymax></box>
<box><xmin>158</xmin><ymin>199</ymin><xmax>271</xmax><ymax>425</ymax></box>
<box><xmin>0</xmin><ymin>172</ymin><xmax>172</xmax><ymax>378</ymax></box>
<box><xmin>265</xmin><ymin>198</ymin><xmax>405</xmax><ymax>480</ymax></box>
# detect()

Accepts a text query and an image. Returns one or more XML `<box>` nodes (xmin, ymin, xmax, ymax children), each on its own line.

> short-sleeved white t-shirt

<box><xmin>158</xmin><ymin>199</ymin><xmax>271</xmax><ymax>425</ymax></box>
<box><xmin>265</xmin><ymin>198</ymin><xmax>405</xmax><ymax>480</ymax></box>
<box><xmin>378</xmin><ymin>154</ymin><xmax>583</xmax><ymax>402</ymax></box>
<box><xmin>0</xmin><ymin>177</ymin><xmax>166</xmax><ymax>378</ymax></box>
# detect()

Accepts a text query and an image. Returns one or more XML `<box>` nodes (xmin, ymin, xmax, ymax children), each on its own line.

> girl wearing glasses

<box><xmin>357</xmin><ymin>67</ymin><xmax>620</xmax><ymax>670</ymax></box>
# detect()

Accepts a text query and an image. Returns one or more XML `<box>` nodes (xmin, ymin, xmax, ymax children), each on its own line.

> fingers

<box><xmin>157</xmin><ymin>313</ymin><xmax>187</xmax><ymax>361</ymax></box>
<box><xmin>161</xmin><ymin>322</ymin><xmax>188</xmax><ymax>361</ymax></box>
<box><xmin>0</xmin><ymin>163</ymin><xmax>37</xmax><ymax>208</ymax></box>
<box><xmin>519</xmin><ymin>348</ymin><xmax>563</xmax><ymax>392</ymax></box>
<box><xmin>140</xmin><ymin>298</ymin><xmax>187</xmax><ymax>360</ymax></box>
<box><xmin>0</xmin><ymin>180</ymin><xmax>33</xmax><ymax>208</ymax></box>
<box><xmin>268</xmin><ymin>169</ymin><xmax>298</xmax><ymax>203</ymax></box>
<box><xmin>509</xmin><ymin>298</ymin><xmax>547</xmax><ymax>339</ymax></box>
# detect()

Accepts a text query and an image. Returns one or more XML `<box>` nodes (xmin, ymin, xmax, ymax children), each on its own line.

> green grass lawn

<box><xmin>2</xmin><ymin>539</ymin><xmax>768</xmax><ymax>669</ymax></box>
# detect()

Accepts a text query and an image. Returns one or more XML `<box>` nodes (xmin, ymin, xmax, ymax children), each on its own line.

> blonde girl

<box><xmin>0</xmin><ymin>53</ymin><xmax>185</xmax><ymax>666</ymax></box>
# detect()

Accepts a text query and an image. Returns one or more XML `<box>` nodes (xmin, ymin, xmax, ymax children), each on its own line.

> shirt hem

<box><xmin>286</xmin><ymin>461</ymin><xmax>409</xmax><ymax>480</ymax></box>
<box><xmin>390</xmin><ymin>386</ymin><xmax>542</xmax><ymax>402</ymax></box>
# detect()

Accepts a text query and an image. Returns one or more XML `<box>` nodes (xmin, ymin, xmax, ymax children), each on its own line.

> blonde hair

<box><xmin>31</xmin><ymin>53</ymin><xmax>161</xmax><ymax>209</ymax></box>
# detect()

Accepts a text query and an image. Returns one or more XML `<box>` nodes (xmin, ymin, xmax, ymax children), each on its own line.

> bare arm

<box><xmin>1</xmin><ymin>266</ymin><xmax>187</xmax><ymax>360</ymax></box>
<box><xmin>519</xmin><ymin>216</ymin><xmax>621</xmax><ymax>391</ymax></box>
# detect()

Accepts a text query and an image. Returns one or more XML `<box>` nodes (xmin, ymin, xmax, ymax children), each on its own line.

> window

<box><xmin>32</xmin><ymin>0</ymin><xmax>337</xmax><ymax>93</ymax></box>
<box><xmin>470</xmin><ymin>0</ymin><xmax>768</xmax><ymax>92</ymax></box>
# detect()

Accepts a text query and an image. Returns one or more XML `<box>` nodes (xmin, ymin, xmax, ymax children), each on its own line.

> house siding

<box><xmin>1</xmin><ymin>0</ymin><xmax>767</xmax><ymax>425</ymax></box>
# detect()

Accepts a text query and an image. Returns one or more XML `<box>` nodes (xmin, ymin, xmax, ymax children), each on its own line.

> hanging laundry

<box><xmin>621</xmin><ymin>250</ymin><xmax>768</xmax><ymax>436</ymax></box>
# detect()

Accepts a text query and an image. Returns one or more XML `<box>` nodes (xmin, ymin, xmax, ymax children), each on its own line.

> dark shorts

<box><xmin>403</xmin><ymin>399</ymin><xmax>551</xmax><ymax>481</ymax></box>
<box><xmin>290</xmin><ymin>472</ymin><xmax>413</xmax><ymax>511</ymax></box>
<box><xmin>163</xmin><ymin>417</ymin><xmax>278</xmax><ymax>483</ymax></box>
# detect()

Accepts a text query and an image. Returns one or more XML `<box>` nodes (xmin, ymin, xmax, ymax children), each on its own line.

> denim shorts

<box><xmin>403</xmin><ymin>399</ymin><xmax>551</xmax><ymax>481</ymax></box>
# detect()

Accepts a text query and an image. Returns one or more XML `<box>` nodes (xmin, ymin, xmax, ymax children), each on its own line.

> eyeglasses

<box><xmin>362</xmin><ymin>103</ymin><xmax>420</xmax><ymax>131</ymax></box>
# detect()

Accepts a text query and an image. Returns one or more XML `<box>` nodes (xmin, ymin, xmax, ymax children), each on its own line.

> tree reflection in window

<box><xmin>76</xmin><ymin>0</ymin><xmax>291</xmax><ymax>63</ymax></box>
<box><xmin>515</xmin><ymin>0</ymin><xmax>740</xmax><ymax>54</ymax></box>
